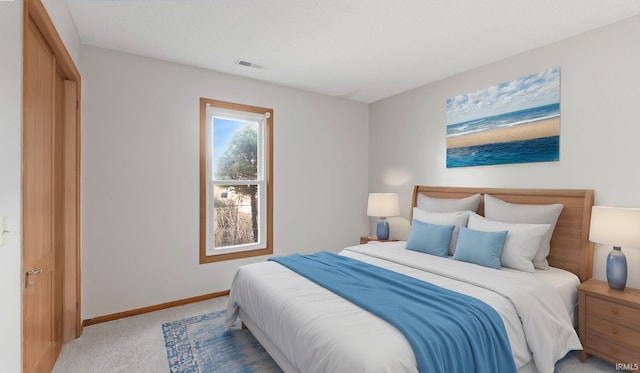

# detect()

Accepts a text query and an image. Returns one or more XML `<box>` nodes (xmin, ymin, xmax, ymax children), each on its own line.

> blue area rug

<box><xmin>162</xmin><ymin>309</ymin><xmax>282</xmax><ymax>373</ymax></box>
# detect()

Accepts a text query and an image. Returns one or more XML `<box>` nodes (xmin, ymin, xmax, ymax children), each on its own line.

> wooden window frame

<box><xmin>199</xmin><ymin>98</ymin><xmax>273</xmax><ymax>263</ymax></box>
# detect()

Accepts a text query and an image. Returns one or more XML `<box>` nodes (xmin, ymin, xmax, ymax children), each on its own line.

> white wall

<box><xmin>0</xmin><ymin>2</ymin><xmax>24</xmax><ymax>372</ymax></box>
<box><xmin>81</xmin><ymin>46</ymin><xmax>369</xmax><ymax>319</ymax></box>
<box><xmin>369</xmin><ymin>15</ymin><xmax>640</xmax><ymax>288</ymax></box>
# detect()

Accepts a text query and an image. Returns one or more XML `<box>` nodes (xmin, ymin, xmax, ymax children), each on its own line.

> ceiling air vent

<box><xmin>235</xmin><ymin>59</ymin><xmax>264</xmax><ymax>70</ymax></box>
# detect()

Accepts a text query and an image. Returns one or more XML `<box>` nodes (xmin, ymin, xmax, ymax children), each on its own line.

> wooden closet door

<box><xmin>23</xmin><ymin>17</ymin><xmax>58</xmax><ymax>373</ymax></box>
<box><xmin>23</xmin><ymin>1</ymin><xmax>82</xmax><ymax>371</ymax></box>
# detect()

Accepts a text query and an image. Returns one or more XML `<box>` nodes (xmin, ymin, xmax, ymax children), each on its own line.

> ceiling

<box><xmin>65</xmin><ymin>0</ymin><xmax>640</xmax><ymax>103</ymax></box>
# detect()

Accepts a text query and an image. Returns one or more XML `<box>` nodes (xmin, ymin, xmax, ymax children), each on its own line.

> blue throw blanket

<box><xmin>270</xmin><ymin>252</ymin><xmax>517</xmax><ymax>373</ymax></box>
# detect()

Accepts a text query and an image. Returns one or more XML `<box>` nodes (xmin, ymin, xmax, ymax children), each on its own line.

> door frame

<box><xmin>22</xmin><ymin>0</ymin><xmax>81</xmax><ymax>368</ymax></box>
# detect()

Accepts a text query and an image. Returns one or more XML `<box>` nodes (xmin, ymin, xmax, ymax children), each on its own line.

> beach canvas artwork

<box><xmin>446</xmin><ymin>67</ymin><xmax>560</xmax><ymax>168</ymax></box>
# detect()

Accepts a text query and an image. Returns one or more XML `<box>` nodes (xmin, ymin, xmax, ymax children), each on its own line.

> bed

<box><xmin>226</xmin><ymin>186</ymin><xmax>595</xmax><ymax>373</ymax></box>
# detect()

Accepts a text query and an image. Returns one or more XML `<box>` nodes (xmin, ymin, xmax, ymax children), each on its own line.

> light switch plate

<box><xmin>0</xmin><ymin>216</ymin><xmax>8</xmax><ymax>247</ymax></box>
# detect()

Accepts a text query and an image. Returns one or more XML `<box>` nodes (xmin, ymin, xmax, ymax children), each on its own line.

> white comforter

<box><xmin>226</xmin><ymin>243</ymin><xmax>582</xmax><ymax>373</ymax></box>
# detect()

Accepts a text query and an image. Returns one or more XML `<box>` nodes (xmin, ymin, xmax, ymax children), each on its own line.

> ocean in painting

<box><xmin>447</xmin><ymin>103</ymin><xmax>560</xmax><ymax>137</ymax></box>
<box><xmin>446</xmin><ymin>103</ymin><xmax>560</xmax><ymax>168</ymax></box>
<box><xmin>447</xmin><ymin>136</ymin><xmax>559</xmax><ymax>168</ymax></box>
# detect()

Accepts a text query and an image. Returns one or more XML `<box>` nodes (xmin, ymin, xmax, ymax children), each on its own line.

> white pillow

<box><xmin>467</xmin><ymin>213</ymin><xmax>550</xmax><ymax>273</ymax></box>
<box><xmin>417</xmin><ymin>193</ymin><xmax>481</xmax><ymax>213</ymax></box>
<box><xmin>484</xmin><ymin>194</ymin><xmax>563</xmax><ymax>270</ymax></box>
<box><xmin>413</xmin><ymin>208</ymin><xmax>470</xmax><ymax>255</ymax></box>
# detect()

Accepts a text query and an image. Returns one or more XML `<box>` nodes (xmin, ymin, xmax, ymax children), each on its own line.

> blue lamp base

<box><xmin>376</xmin><ymin>218</ymin><xmax>390</xmax><ymax>240</ymax></box>
<box><xmin>606</xmin><ymin>246</ymin><xmax>627</xmax><ymax>290</ymax></box>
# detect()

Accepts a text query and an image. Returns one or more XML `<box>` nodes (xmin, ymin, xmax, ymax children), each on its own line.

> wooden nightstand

<box><xmin>578</xmin><ymin>279</ymin><xmax>640</xmax><ymax>367</ymax></box>
<box><xmin>359</xmin><ymin>236</ymin><xmax>399</xmax><ymax>244</ymax></box>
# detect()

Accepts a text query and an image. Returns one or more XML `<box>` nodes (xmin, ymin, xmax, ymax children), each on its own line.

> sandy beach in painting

<box><xmin>446</xmin><ymin>117</ymin><xmax>560</xmax><ymax>149</ymax></box>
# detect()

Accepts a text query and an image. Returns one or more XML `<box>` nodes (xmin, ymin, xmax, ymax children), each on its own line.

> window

<box><xmin>200</xmin><ymin>98</ymin><xmax>273</xmax><ymax>263</ymax></box>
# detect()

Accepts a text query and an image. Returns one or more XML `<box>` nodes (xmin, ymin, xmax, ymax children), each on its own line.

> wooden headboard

<box><xmin>411</xmin><ymin>186</ymin><xmax>595</xmax><ymax>282</ymax></box>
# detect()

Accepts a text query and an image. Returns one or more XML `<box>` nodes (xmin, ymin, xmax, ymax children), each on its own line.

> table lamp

<box><xmin>367</xmin><ymin>193</ymin><xmax>400</xmax><ymax>240</ymax></box>
<box><xmin>589</xmin><ymin>206</ymin><xmax>640</xmax><ymax>290</ymax></box>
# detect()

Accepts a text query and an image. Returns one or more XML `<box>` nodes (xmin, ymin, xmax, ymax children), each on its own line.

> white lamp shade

<box><xmin>367</xmin><ymin>193</ymin><xmax>400</xmax><ymax>217</ymax></box>
<box><xmin>589</xmin><ymin>206</ymin><xmax>640</xmax><ymax>248</ymax></box>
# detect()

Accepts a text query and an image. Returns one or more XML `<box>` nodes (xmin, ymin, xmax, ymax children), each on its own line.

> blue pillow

<box><xmin>406</xmin><ymin>220</ymin><xmax>455</xmax><ymax>257</ymax></box>
<box><xmin>453</xmin><ymin>226</ymin><xmax>507</xmax><ymax>269</ymax></box>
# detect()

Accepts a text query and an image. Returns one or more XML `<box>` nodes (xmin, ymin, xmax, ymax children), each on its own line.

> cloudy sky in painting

<box><xmin>446</xmin><ymin>67</ymin><xmax>560</xmax><ymax>125</ymax></box>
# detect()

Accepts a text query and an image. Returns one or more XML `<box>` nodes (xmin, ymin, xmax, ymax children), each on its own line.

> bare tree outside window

<box><xmin>213</xmin><ymin>191</ymin><xmax>255</xmax><ymax>247</ymax></box>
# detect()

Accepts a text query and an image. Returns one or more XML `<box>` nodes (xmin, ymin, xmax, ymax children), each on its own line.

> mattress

<box><xmin>227</xmin><ymin>242</ymin><xmax>581</xmax><ymax>373</ymax></box>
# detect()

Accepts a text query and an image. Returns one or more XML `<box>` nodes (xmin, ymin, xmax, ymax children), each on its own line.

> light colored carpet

<box><xmin>53</xmin><ymin>295</ymin><xmax>620</xmax><ymax>372</ymax></box>
<box><xmin>555</xmin><ymin>351</ymin><xmax>618</xmax><ymax>372</ymax></box>
<box><xmin>52</xmin><ymin>297</ymin><xmax>228</xmax><ymax>373</ymax></box>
